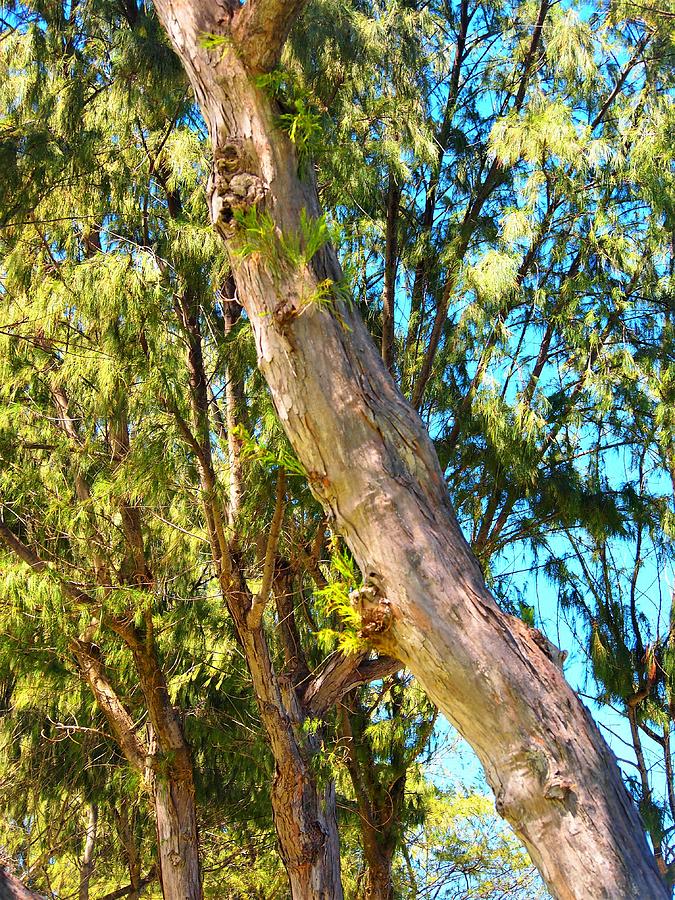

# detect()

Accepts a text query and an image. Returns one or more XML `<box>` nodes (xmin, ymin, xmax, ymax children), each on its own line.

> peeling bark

<box><xmin>153</xmin><ymin>775</ymin><xmax>202</xmax><ymax>900</ymax></box>
<box><xmin>149</xmin><ymin>2</ymin><xmax>668</xmax><ymax>896</ymax></box>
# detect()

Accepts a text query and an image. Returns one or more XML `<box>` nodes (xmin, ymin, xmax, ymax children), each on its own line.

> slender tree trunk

<box><xmin>230</xmin><ymin>597</ymin><xmax>344</xmax><ymax>899</ymax></box>
<box><xmin>381</xmin><ymin>172</ymin><xmax>399</xmax><ymax>374</ymax></box>
<box><xmin>72</xmin><ymin>637</ymin><xmax>203</xmax><ymax>900</ymax></box>
<box><xmin>79</xmin><ymin>803</ymin><xmax>98</xmax><ymax>900</ymax></box>
<box><xmin>172</xmin><ymin>290</ymin><xmax>343</xmax><ymax>897</ymax></box>
<box><xmin>150</xmin><ymin>4</ymin><xmax>668</xmax><ymax>897</ymax></box>
<box><xmin>172</xmin><ymin>276</ymin><xmax>343</xmax><ymax>898</ymax></box>
<box><xmin>122</xmin><ymin>634</ymin><xmax>203</xmax><ymax>900</ymax></box>
<box><xmin>339</xmin><ymin>705</ymin><xmax>396</xmax><ymax>900</ymax></box>
<box><xmin>115</xmin><ymin>806</ymin><xmax>143</xmax><ymax>900</ymax></box>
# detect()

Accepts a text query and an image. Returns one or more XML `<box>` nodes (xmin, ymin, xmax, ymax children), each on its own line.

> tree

<box><xmin>148</xmin><ymin>0</ymin><xmax>669</xmax><ymax>896</ymax></box>
<box><xmin>0</xmin><ymin>5</ymin><xmax>399</xmax><ymax>893</ymax></box>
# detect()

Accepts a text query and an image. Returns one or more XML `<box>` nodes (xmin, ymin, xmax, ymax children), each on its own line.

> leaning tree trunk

<box><xmin>71</xmin><ymin>635</ymin><xmax>203</xmax><ymax>900</ymax></box>
<box><xmin>150</xmin><ymin>2</ymin><xmax>667</xmax><ymax>897</ymax></box>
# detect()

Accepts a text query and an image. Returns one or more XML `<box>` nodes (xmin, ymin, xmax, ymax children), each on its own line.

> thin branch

<box><xmin>94</xmin><ymin>868</ymin><xmax>157</xmax><ymax>900</ymax></box>
<box><xmin>247</xmin><ymin>471</ymin><xmax>286</xmax><ymax>628</ymax></box>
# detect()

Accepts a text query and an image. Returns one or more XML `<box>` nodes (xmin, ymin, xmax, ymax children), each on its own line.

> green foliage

<box><xmin>255</xmin><ymin>68</ymin><xmax>324</xmax><ymax>169</ymax></box>
<box><xmin>235</xmin><ymin>423</ymin><xmax>307</xmax><ymax>477</ymax></box>
<box><xmin>315</xmin><ymin>548</ymin><xmax>365</xmax><ymax>654</ymax></box>
<box><xmin>233</xmin><ymin>205</ymin><xmax>330</xmax><ymax>271</ymax></box>
<box><xmin>1</xmin><ymin>0</ymin><xmax>673</xmax><ymax>893</ymax></box>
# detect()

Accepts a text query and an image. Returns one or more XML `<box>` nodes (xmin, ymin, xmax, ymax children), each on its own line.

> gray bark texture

<box><xmin>150</xmin><ymin>1</ymin><xmax>668</xmax><ymax>897</ymax></box>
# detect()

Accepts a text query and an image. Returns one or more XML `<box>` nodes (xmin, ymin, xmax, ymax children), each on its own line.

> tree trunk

<box><xmin>0</xmin><ymin>869</ymin><xmax>45</xmax><ymax>900</ymax></box>
<box><xmin>71</xmin><ymin>637</ymin><xmax>203</xmax><ymax>900</ymax></box>
<box><xmin>153</xmin><ymin>775</ymin><xmax>202</xmax><ymax>900</ymax></box>
<box><xmin>79</xmin><ymin>803</ymin><xmax>98</xmax><ymax>900</ymax></box>
<box><xmin>114</xmin><ymin>805</ymin><xmax>143</xmax><ymax>900</ymax></box>
<box><xmin>271</xmin><ymin>771</ymin><xmax>342</xmax><ymax>899</ymax></box>
<box><xmin>339</xmin><ymin>705</ymin><xmax>396</xmax><ymax>900</ymax></box>
<box><xmin>230</xmin><ymin>596</ymin><xmax>344</xmax><ymax>899</ymax></box>
<box><xmin>172</xmin><ymin>274</ymin><xmax>343</xmax><ymax>898</ymax></box>
<box><xmin>123</xmin><ymin>636</ymin><xmax>203</xmax><ymax>900</ymax></box>
<box><xmin>150</xmin><ymin>4</ymin><xmax>667</xmax><ymax>897</ymax></box>
<box><xmin>362</xmin><ymin>853</ymin><xmax>393</xmax><ymax>900</ymax></box>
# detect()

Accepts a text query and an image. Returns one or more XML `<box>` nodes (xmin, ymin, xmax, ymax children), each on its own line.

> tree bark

<box><xmin>118</xmin><ymin>628</ymin><xmax>203</xmax><ymax>900</ymax></box>
<box><xmin>0</xmin><ymin>869</ymin><xmax>45</xmax><ymax>900</ymax></box>
<box><xmin>79</xmin><ymin>803</ymin><xmax>98</xmax><ymax>900</ymax></box>
<box><xmin>362</xmin><ymin>853</ymin><xmax>394</xmax><ymax>900</ymax></box>
<box><xmin>71</xmin><ymin>637</ymin><xmax>202</xmax><ymax>900</ymax></box>
<box><xmin>229</xmin><ymin>589</ymin><xmax>344</xmax><ymax>899</ymax></box>
<box><xmin>153</xmin><ymin>775</ymin><xmax>202</xmax><ymax>900</ymax></box>
<box><xmin>114</xmin><ymin>806</ymin><xmax>144</xmax><ymax>900</ymax></box>
<box><xmin>150</xmin><ymin>3</ymin><xmax>667</xmax><ymax>897</ymax></box>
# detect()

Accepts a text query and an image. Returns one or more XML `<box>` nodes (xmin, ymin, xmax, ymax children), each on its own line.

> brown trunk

<box><xmin>339</xmin><ymin>706</ymin><xmax>396</xmax><ymax>900</ymax></box>
<box><xmin>230</xmin><ymin>593</ymin><xmax>344</xmax><ymax>900</ymax></box>
<box><xmin>71</xmin><ymin>636</ymin><xmax>203</xmax><ymax>900</ymax></box>
<box><xmin>149</xmin><ymin>5</ymin><xmax>667</xmax><ymax>897</ymax></box>
<box><xmin>152</xmin><ymin>774</ymin><xmax>202</xmax><ymax>900</ymax></box>
<box><xmin>271</xmin><ymin>768</ymin><xmax>342</xmax><ymax>899</ymax></box>
<box><xmin>79</xmin><ymin>803</ymin><xmax>98</xmax><ymax>900</ymax></box>
<box><xmin>172</xmin><ymin>270</ymin><xmax>343</xmax><ymax>897</ymax></box>
<box><xmin>114</xmin><ymin>806</ymin><xmax>143</xmax><ymax>900</ymax></box>
<box><xmin>121</xmin><ymin>630</ymin><xmax>204</xmax><ymax>900</ymax></box>
<box><xmin>362</xmin><ymin>853</ymin><xmax>393</xmax><ymax>900</ymax></box>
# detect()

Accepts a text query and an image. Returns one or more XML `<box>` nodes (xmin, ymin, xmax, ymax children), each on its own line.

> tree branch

<box><xmin>248</xmin><ymin>471</ymin><xmax>286</xmax><ymax>628</ymax></box>
<box><xmin>232</xmin><ymin>0</ymin><xmax>308</xmax><ymax>74</ymax></box>
<box><xmin>94</xmin><ymin>868</ymin><xmax>157</xmax><ymax>900</ymax></box>
<box><xmin>303</xmin><ymin>652</ymin><xmax>402</xmax><ymax>718</ymax></box>
<box><xmin>69</xmin><ymin>639</ymin><xmax>147</xmax><ymax>772</ymax></box>
<box><xmin>0</xmin><ymin>522</ymin><xmax>96</xmax><ymax>608</ymax></box>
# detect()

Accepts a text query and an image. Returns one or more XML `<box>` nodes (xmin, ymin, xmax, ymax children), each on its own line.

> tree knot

<box><xmin>210</xmin><ymin>139</ymin><xmax>265</xmax><ymax>235</ymax></box>
<box><xmin>349</xmin><ymin>579</ymin><xmax>393</xmax><ymax>638</ymax></box>
<box><xmin>545</xmin><ymin>777</ymin><xmax>577</xmax><ymax>809</ymax></box>
<box><xmin>530</xmin><ymin>627</ymin><xmax>568</xmax><ymax>672</ymax></box>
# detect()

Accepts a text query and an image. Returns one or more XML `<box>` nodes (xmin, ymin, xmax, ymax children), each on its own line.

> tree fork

<box><xmin>150</xmin><ymin>1</ymin><xmax>667</xmax><ymax>896</ymax></box>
